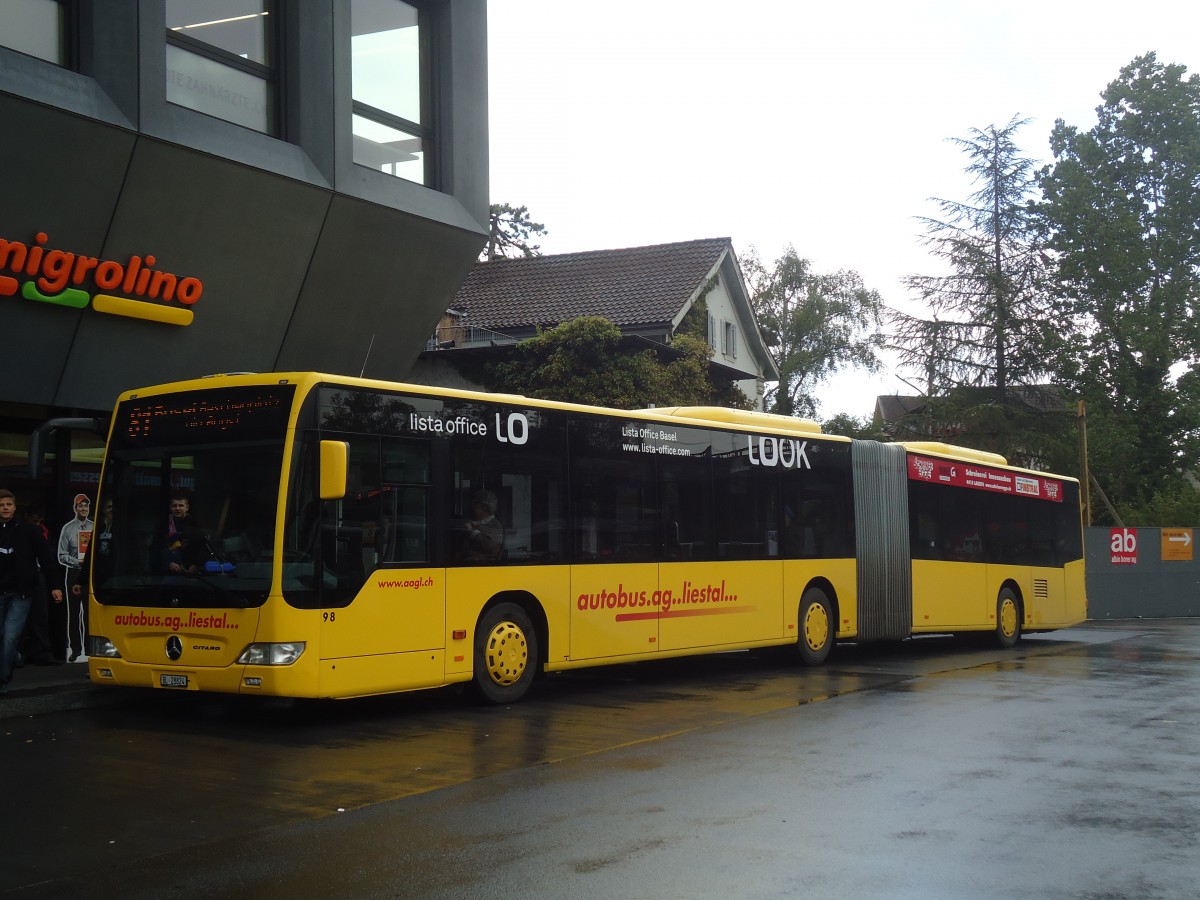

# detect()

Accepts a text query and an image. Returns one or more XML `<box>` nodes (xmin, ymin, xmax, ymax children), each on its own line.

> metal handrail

<box><xmin>424</xmin><ymin>323</ymin><xmax>520</xmax><ymax>350</ymax></box>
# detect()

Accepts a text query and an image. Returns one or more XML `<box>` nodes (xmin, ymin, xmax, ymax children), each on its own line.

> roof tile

<box><xmin>454</xmin><ymin>238</ymin><xmax>732</xmax><ymax>330</ymax></box>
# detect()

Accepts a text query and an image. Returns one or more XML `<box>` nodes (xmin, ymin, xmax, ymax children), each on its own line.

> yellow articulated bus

<box><xmin>86</xmin><ymin>372</ymin><xmax>1086</xmax><ymax>703</ymax></box>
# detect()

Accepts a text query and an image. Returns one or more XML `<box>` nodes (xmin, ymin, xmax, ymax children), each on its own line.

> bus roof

<box><xmin>639</xmin><ymin>406</ymin><xmax>823</xmax><ymax>435</ymax></box>
<box><xmin>118</xmin><ymin>372</ymin><xmax>932</xmax><ymax>450</ymax></box>
<box><xmin>120</xmin><ymin>374</ymin><xmax>843</xmax><ymax>442</ymax></box>
<box><xmin>899</xmin><ymin>441</ymin><xmax>1008</xmax><ymax>466</ymax></box>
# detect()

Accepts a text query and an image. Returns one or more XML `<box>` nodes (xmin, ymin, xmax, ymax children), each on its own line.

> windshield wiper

<box><xmin>176</xmin><ymin>569</ymin><xmax>249</xmax><ymax>608</ymax></box>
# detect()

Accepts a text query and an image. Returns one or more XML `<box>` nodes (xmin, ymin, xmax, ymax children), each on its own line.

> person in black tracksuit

<box><xmin>0</xmin><ymin>489</ymin><xmax>64</xmax><ymax>693</ymax></box>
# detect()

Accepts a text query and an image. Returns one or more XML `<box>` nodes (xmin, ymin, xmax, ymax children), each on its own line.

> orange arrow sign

<box><xmin>1162</xmin><ymin>529</ymin><xmax>1194</xmax><ymax>561</ymax></box>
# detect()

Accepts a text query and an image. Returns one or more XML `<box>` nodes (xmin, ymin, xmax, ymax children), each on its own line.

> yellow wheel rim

<box><xmin>483</xmin><ymin>619</ymin><xmax>529</xmax><ymax>687</ymax></box>
<box><xmin>1000</xmin><ymin>597</ymin><xmax>1018</xmax><ymax>639</ymax></box>
<box><xmin>803</xmin><ymin>602</ymin><xmax>830</xmax><ymax>653</ymax></box>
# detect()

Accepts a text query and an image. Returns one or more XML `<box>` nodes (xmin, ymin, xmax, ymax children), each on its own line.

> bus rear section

<box><xmin>850</xmin><ymin>439</ymin><xmax>1086</xmax><ymax>645</ymax></box>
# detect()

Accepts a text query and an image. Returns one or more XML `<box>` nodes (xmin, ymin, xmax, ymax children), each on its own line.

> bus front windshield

<box><xmin>93</xmin><ymin>385</ymin><xmax>296</xmax><ymax>609</ymax></box>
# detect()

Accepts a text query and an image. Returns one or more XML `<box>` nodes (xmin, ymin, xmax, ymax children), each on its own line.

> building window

<box><xmin>165</xmin><ymin>1</ymin><xmax>277</xmax><ymax>135</ymax></box>
<box><xmin>0</xmin><ymin>0</ymin><xmax>68</xmax><ymax>65</ymax></box>
<box><xmin>722</xmin><ymin>321</ymin><xmax>738</xmax><ymax>357</ymax></box>
<box><xmin>351</xmin><ymin>0</ymin><xmax>431</xmax><ymax>185</ymax></box>
<box><xmin>707</xmin><ymin>313</ymin><xmax>717</xmax><ymax>350</ymax></box>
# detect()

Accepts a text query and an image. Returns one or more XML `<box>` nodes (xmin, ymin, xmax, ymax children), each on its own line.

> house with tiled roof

<box><xmin>874</xmin><ymin>394</ymin><xmax>930</xmax><ymax>438</ymax></box>
<box><xmin>876</xmin><ymin>386</ymin><xmax>1070</xmax><ymax>439</ymax></box>
<box><xmin>409</xmin><ymin>238</ymin><xmax>779</xmax><ymax>409</ymax></box>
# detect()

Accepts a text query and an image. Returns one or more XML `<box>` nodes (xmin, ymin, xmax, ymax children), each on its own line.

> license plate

<box><xmin>160</xmin><ymin>674</ymin><xmax>189</xmax><ymax>688</ymax></box>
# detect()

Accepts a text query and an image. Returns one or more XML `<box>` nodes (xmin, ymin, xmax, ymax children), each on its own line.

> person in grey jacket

<box><xmin>57</xmin><ymin>493</ymin><xmax>93</xmax><ymax>662</ymax></box>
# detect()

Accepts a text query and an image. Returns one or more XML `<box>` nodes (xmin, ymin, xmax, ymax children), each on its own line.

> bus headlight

<box><xmin>88</xmin><ymin>636</ymin><xmax>121</xmax><ymax>658</ymax></box>
<box><xmin>236</xmin><ymin>642</ymin><xmax>306</xmax><ymax>666</ymax></box>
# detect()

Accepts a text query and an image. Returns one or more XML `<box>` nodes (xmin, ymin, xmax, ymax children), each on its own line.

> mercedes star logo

<box><xmin>166</xmin><ymin>635</ymin><xmax>183</xmax><ymax>661</ymax></box>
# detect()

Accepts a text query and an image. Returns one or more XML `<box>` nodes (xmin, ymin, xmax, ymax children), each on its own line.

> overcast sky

<box><xmin>485</xmin><ymin>1</ymin><xmax>1200</xmax><ymax>419</ymax></box>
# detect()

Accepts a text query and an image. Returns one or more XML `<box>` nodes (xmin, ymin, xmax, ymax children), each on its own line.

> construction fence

<box><xmin>1084</xmin><ymin>526</ymin><xmax>1200</xmax><ymax>619</ymax></box>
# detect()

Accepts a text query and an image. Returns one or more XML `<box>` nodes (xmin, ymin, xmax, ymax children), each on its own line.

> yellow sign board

<box><xmin>1161</xmin><ymin>528</ymin><xmax>1194</xmax><ymax>561</ymax></box>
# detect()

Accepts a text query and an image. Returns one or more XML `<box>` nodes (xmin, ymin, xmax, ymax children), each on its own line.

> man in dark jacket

<box><xmin>159</xmin><ymin>491</ymin><xmax>208</xmax><ymax>574</ymax></box>
<box><xmin>0</xmin><ymin>489</ymin><xmax>65</xmax><ymax>693</ymax></box>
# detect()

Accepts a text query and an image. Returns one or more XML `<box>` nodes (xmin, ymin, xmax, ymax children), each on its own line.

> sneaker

<box><xmin>68</xmin><ymin>653</ymin><xmax>80</xmax><ymax>663</ymax></box>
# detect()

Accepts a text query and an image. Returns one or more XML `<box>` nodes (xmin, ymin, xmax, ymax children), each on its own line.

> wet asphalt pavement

<box><xmin>2</xmin><ymin>619</ymin><xmax>1198</xmax><ymax>898</ymax></box>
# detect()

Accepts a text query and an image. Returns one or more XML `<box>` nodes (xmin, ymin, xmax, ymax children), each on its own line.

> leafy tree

<box><xmin>821</xmin><ymin>412</ymin><xmax>883</xmax><ymax>441</ymax></box>
<box><xmin>1122</xmin><ymin>478</ymin><xmax>1200</xmax><ymax>526</ymax></box>
<box><xmin>482</xmin><ymin>203</ymin><xmax>548</xmax><ymax>261</ymax></box>
<box><xmin>656</xmin><ymin>332</ymin><xmax>753</xmax><ymax>409</ymax></box>
<box><xmin>742</xmin><ymin>246</ymin><xmax>884</xmax><ymax>418</ymax></box>
<box><xmin>923</xmin><ymin>384</ymin><xmax>1077</xmax><ymax>472</ymax></box>
<box><xmin>1039</xmin><ymin>53</ymin><xmax>1200</xmax><ymax>520</ymax></box>
<box><xmin>487</xmin><ymin>316</ymin><xmax>751</xmax><ymax>409</ymax></box>
<box><xmin>674</xmin><ymin>280</ymin><xmax>716</xmax><ymax>341</ymax></box>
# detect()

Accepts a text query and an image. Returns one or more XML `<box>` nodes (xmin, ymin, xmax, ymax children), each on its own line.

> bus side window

<box><xmin>988</xmin><ymin>494</ymin><xmax>1023</xmax><ymax>564</ymax></box>
<box><xmin>782</xmin><ymin>470</ymin><xmax>853</xmax><ymax>559</ymax></box>
<box><xmin>908</xmin><ymin>482</ymin><xmax>940</xmax><ymax>561</ymax></box>
<box><xmin>572</xmin><ymin>456</ymin><xmax>656</xmax><ymax>563</ymax></box>
<box><xmin>285</xmin><ymin>437</ymin><xmax>314</xmax><ymax>543</ymax></box>
<box><xmin>444</xmin><ymin>405</ymin><xmax>567</xmax><ymax>565</ymax></box>
<box><xmin>380</xmin><ymin>438</ymin><xmax>430</xmax><ymax>564</ymax></box>
<box><xmin>1055</xmin><ymin>482</ymin><xmax>1084</xmax><ymax>564</ymax></box>
<box><xmin>938</xmin><ymin>491</ymin><xmax>983</xmax><ymax>562</ymax></box>
<box><xmin>660</xmin><ymin>457</ymin><xmax>713</xmax><ymax>561</ymax></box>
<box><xmin>710</xmin><ymin>439</ymin><xmax>777</xmax><ymax>564</ymax></box>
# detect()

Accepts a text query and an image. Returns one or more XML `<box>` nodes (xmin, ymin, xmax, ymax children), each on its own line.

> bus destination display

<box><xmin>115</xmin><ymin>385</ymin><xmax>296</xmax><ymax>447</ymax></box>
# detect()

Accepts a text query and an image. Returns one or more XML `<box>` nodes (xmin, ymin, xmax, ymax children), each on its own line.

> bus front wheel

<box><xmin>994</xmin><ymin>588</ymin><xmax>1022</xmax><ymax>649</ymax></box>
<box><xmin>472</xmin><ymin>602</ymin><xmax>538</xmax><ymax>704</ymax></box>
<box><xmin>797</xmin><ymin>587</ymin><xmax>834</xmax><ymax>666</ymax></box>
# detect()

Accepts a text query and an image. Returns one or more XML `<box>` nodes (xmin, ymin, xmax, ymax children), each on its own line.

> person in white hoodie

<box><xmin>56</xmin><ymin>494</ymin><xmax>93</xmax><ymax>662</ymax></box>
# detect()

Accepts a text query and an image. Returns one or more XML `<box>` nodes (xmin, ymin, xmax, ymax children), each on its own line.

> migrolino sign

<box><xmin>0</xmin><ymin>230</ymin><xmax>203</xmax><ymax>327</ymax></box>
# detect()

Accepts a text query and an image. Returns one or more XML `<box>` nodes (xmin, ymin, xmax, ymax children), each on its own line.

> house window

<box><xmin>351</xmin><ymin>0</ymin><xmax>431</xmax><ymax>185</ymax></box>
<box><xmin>0</xmin><ymin>0</ymin><xmax>68</xmax><ymax>65</ymax></box>
<box><xmin>707</xmin><ymin>313</ymin><xmax>717</xmax><ymax>350</ymax></box>
<box><xmin>165</xmin><ymin>1</ymin><xmax>277</xmax><ymax>134</ymax></box>
<box><xmin>722</xmin><ymin>321</ymin><xmax>738</xmax><ymax>357</ymax></box>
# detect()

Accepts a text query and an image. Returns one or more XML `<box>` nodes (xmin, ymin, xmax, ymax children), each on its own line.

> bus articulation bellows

<box><xmin>86</xmin><ymin>373</ymin><xmax>1086</xmax><ymax>702</ymax></box>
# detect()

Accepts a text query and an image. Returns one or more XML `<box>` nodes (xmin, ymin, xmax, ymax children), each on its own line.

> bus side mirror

<box><xmin>319</xmin><ymin>440</ymin><xmax>349</xmax><ymax>500</ymax></box>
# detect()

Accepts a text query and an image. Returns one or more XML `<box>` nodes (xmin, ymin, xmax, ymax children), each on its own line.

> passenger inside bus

<box><xmin>458</xmin><ymin>489</ymin><xmax>504</xmax><ymax>562</ymax></box>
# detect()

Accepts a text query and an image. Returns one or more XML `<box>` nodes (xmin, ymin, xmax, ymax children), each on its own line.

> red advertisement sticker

<box><xmin>908</xmin><ymin>455</ymin><xmax>1063</xmax><ymax>502</ymax></box>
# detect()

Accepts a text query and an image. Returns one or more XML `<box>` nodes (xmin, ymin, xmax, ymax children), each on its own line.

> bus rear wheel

<box><xmin>472</xmin><ymin>602</ymin><xmax>538</xmax><ymax>704</ymax></box>
<box><xmin>797</xmin><ymin>587</ymin><xmax>834</xmax><ymax>666</ymax></box>
<box><xmin>994</xmin><ymin>588</ymin><xmax>1022</xmax><ymax>649</ymax></box>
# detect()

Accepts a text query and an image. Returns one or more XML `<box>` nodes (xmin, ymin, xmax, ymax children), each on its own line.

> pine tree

<box><xmin>482</xmin><ymin>204</ymin><xmax>547</xmax><ymax>261</ymax></box>
<box><xmin>894</xmin><ymin>115</ymin><xmax>1054</xmax><ymax>398</ymax></box>
<box><xmin>890</xmin><ymin>116</ymin><xmax>1067</xmax><ymax>463</ymax></box>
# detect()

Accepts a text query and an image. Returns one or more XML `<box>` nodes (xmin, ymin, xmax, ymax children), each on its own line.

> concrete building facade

<box><xmin>0</xmin><ymin>0</ymin><xmax>489</xmax><ymax>520</ymax></box>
